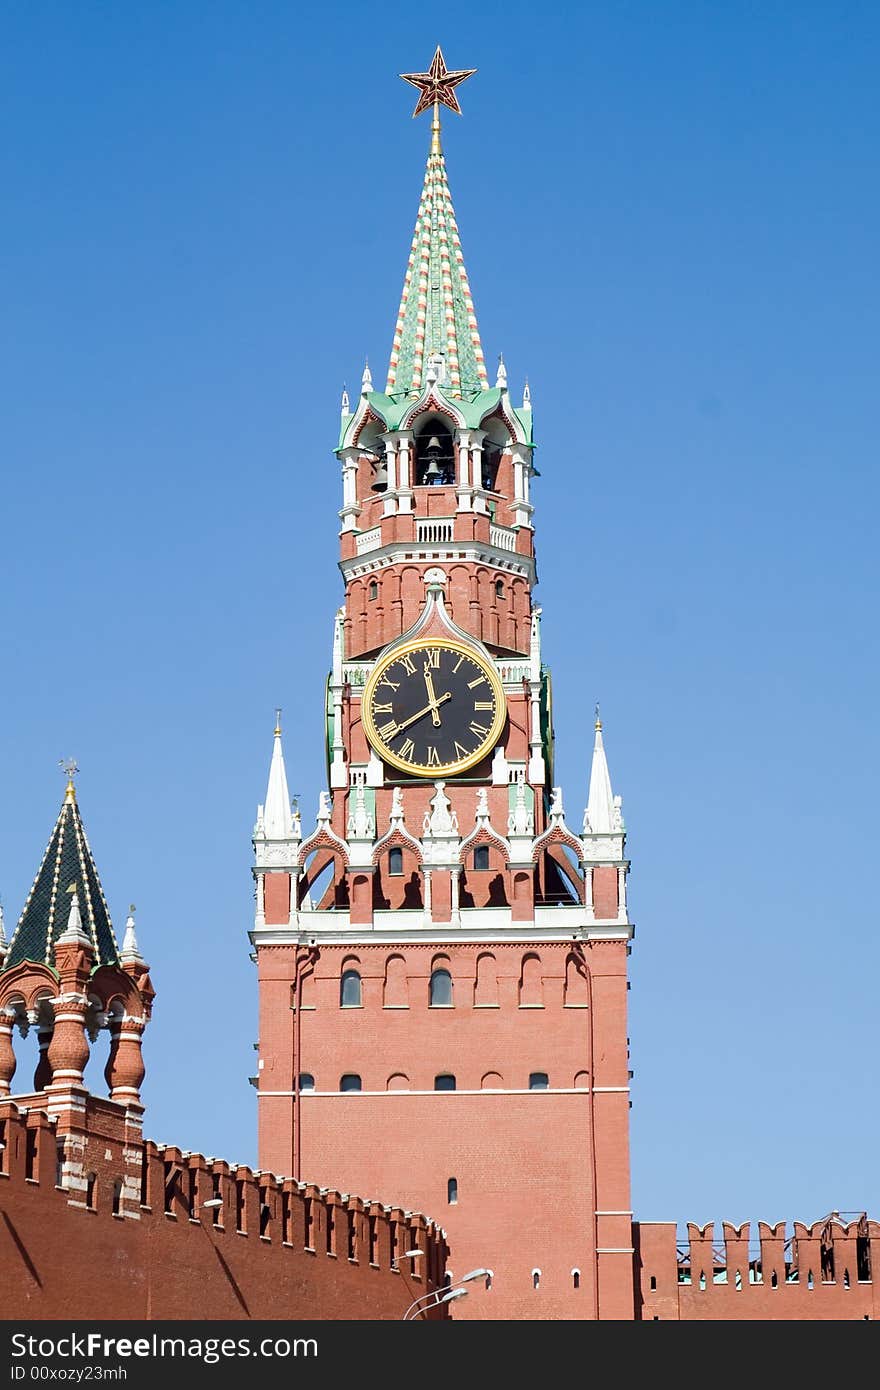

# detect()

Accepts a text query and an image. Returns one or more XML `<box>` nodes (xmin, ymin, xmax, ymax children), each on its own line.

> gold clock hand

<box><xmin>389</xmin><ymin>691</ymin><xmax>453</xmax><ymax>738</ymax></box>
<box><xmin>424</xmin><ymin>668</ymin><xmax>443</xmax><ymax>726</ymax></box>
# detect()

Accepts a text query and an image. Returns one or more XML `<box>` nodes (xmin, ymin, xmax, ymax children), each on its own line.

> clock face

<box><xmin>362</xmin><ymin>637</ymin><xmax>506</xmax><ymax>777</ymax></box>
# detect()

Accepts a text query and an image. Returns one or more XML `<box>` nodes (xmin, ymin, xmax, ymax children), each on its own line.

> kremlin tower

<box><xmin>250</xmin><ymin>48</ymin><xmax>634</xmax><ymax>1321</ymax></box>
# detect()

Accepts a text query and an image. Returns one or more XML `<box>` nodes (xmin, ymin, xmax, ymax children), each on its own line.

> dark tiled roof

<box><xmin>4</xmin><ymin>793</ymin><xmax>120</xmax><ymax>971</ymax></box>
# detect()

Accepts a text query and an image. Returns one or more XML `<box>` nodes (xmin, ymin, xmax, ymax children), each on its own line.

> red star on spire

<box><xmin>399</xmin><ymin>45</ymin><xmax>477</xmax><ymax>118</ymax></box>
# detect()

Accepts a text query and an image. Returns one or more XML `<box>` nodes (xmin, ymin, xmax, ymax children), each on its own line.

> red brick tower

<box><xmin>252</xmin><ymin>48</ymin><xmax>635</xmax><ymax>1320</ymax></box>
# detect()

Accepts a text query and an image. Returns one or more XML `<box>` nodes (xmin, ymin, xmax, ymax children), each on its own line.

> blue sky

<box><xmin>2</xmin><ymin>2</ymin><xmax>878</xmax><ymax>1232</ymax></box>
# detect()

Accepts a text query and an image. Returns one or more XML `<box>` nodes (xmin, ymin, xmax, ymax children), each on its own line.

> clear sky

<box><xmin>2</xmin><ymin>2</ymin><xmax>878</xmax><ymax>1234</ymax></box>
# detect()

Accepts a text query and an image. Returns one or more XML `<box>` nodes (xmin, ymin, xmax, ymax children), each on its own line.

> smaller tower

<box><xmin>0</xmin><ymin>767</ymin><xmax>155</xmax><ymax>1216</ymax></box>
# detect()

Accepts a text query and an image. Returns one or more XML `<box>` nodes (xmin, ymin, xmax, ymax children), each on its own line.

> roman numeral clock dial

<box><xmin>362</xmin><ymin>638</ymin><xmax>506</xmax><ymax>777</ymax></box>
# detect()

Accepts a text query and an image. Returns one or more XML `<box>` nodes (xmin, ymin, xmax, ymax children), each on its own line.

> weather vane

<box><xmin>400</xmin><ymin>45</ymin><xmax>476</xmax><ymax>125</ymax></box>
<box><xmin>59</xmin><ymin>757</ymin><xmax>79</xmax><ymax>801</ymax></box>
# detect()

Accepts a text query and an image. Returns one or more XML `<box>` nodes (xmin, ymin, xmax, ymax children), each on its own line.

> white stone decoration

<box><xmin>507</xmin><ymin>781</ymin><xmax>534</xmax><ymax>838</ymax></box>
<box><xmin>347</xmin><ymin>786</ymin><xmax>375</xmax><ymax>840</ymax></box>
<box><xmin>421</xmin><ymin>781</ymin><xmax>461</xmax><ymax>867</ymax></box>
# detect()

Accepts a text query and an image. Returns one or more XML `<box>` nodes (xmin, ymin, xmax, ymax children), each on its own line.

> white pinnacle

<box><xmin>361</xmin><ymin>359</ymin><xmax>373</xmax><ymax>394</ymax></box>
<box><xmin>120</xmin><ymin>904</ymin><xmax>146</xmax><ymax>966</ymax></box>
<box><xmin>495</xmin><ymin>354</ymin><xmax>507</xmax><ymax>390</ymax></box>
<box><xmin>263</xmin><ymin>719</ymin><xmax>294</xmax><ymax>840</ymax></box>
<box><xmin>0</xmin><ymin>904</ymin><xmax>6</xmax><ymax>949</ymax></box>
<box><xmin>585</xmin><ymin>712</ymin><xmax>616</xmax><ymax>834</ymax></box>
<box><xmin>57</xmin><ymin>885</ymin><xmax>91</xmax><ymax>948</ymax></box>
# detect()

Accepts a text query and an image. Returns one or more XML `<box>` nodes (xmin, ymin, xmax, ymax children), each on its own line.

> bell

<box><xmin>371</xmin><ymin>461</ymin><xmax>388</xmax><ymax>492</ymax></box>
<box><xmin>424</xmin><ymin>455</ymin><xmax>442</xmax><ymax>479</ymax></box>
<box><xmin>426</xmin><ymin>436</ymin><xmax>442</xmax><ymax>452</ymax></box>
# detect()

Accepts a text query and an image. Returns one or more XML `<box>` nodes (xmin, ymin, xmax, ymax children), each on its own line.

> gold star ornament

<box><xmin>400</xmin><ymin>45</ymin><xmax>476</xmax><ymax>118</ymax></box>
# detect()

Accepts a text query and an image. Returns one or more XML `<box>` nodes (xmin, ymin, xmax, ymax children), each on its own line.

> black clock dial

<box><xmin>362</xmin><ymin>638</ymin><xmax>506</xmax><ymax>777</ymax></box>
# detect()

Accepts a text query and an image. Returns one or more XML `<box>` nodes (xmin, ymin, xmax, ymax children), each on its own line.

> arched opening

<box><xmin>529</xmin><ymin>1072</ymin><xmax>549</xmax><ymax>1090</ymax></box>
<box><xmin>357</xmin><ymin>420</ymin><xmax>387</xmax><ymax>497</ymax></box>
<box><xmin>298</xmin><ymin>1073</ymin><xmax>315</xmax><ymax>1092</ymax></box>
<box><xmin>340</xmin><ymin>1074</ymin><xmax>362</xmax><ymax>1092</ymax></box>
<box><xmin>414</xmin><ymin>420</ymin><xmax>455</xmax><ymax>486</ymax></box>
<box><xmin>480</xmin><ymin>427</ymin><xmax>505</xmax><ymax>492</ymax></box>
<box><xmin>299</xmin><ymin>850</ymin><xmax>348</xmax><ymax>911</ymax></box>
<box><xmin>388</xmin><ymin>847</ymin><xmax>403</xmax><ymax>876</ymax></box>
<box><xmin>434</xmin><ymin>1074</ymin><xmax>456</xmax><ymax>1091</ymax></box>
<box><xmin>447</xmin><ymin>1177</ymin><xmax>458</xmax><ymax>1205</ymax></box>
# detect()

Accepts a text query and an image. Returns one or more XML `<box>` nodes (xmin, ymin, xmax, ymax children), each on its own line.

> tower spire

<box><xmin>262</xmin><ymin>712</ymin><xmax>294</xmax><ymax>839</ymax></box>
<box><xmin>585</xmin><ymin>708</ymin><xmax>618</xmax><ymax>834</ymax></box>
<box><xmin>388</xmin><ymin>47</ymin><xmax>486</xmax><ymax>399</ymax></box>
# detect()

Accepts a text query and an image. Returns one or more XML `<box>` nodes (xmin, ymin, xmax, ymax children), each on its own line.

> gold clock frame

<box><xmin>361</xmin><ymin>635</ymin><xmax>507</xmax><ymax>778</ymax></box>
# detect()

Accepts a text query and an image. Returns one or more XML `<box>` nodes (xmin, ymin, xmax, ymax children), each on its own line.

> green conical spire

<box><xmin>4</xmin><ymin>780</ymin><xmax>120</xmax><ymax>972</ymax></box>
<box><xmin>386</xmin><ymin>104</ymin><xmax>488</xmax><ymax>399</ymax></box>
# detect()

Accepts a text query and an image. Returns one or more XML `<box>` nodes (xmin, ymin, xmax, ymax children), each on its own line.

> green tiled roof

<box><xmin>4</xmin><ymin>792</ymin><xmax>120</xmax><ymax>971</ymax></box>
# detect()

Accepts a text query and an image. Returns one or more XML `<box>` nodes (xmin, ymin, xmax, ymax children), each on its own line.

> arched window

<box><xmin>532</xmin><ymin>1269</ymin><xmax>541</xmax><ymax>1290</ymax></box>
<box><xmin>430</xmin><ymin>968</ymin><xmax>453</xmax><ymax>1007</ymax></box>
<box><xmin>86</xmin><ymin>1174</ymin><xmax>97</xmax><ymax>1210</ymax></box>
<box><xmin>447</xmin><ymin>1177</ymin><xmax>458</xmax><ymax>1204</ymax></box>
<box><xmin>572</xmin><ymin>1269</ymin><xmax>580</xmax><ymax>1289</ymax></box>
<box><xmin>298</xmin><ymin>1073</ymin><xmax>315</xmax><ymax>1092</ymax></box>
<box><xmin>340</xmin><ymin>1074</ymin><xmax>362</xmax><ymax>1092</ymax></box>
<box><xmin>473</xmin><ymin>845</ymin><xmax>490</xmax><ymax>871</ymax></box>
<box><xmin>529</xmin><ymin>1072</ymin><xmax>549</xmax><ymax>1090</ymax></box>
<box><xmin>340</xmin><ymin>970</ymin><xmax>362</xmax><ymax>1007</ymax></box>
<box><xmin>434</xmin><ymin>1074</ymin><xmax>456</xmax><ymax>1091</ymax></box>
<box><xmin>388</xmin><ymin>847</ymin><xmax>403</xmax><ymax>875</ymax></box>
<box><xmin>494</xmin><ymin>579</ymin><xmax>504</xmax><ymax>598</ymax></box>
<box><xmin>112</xmin><ymin>1179</ymin><xmax>123</xmax><ymax>1216</ymax></box>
